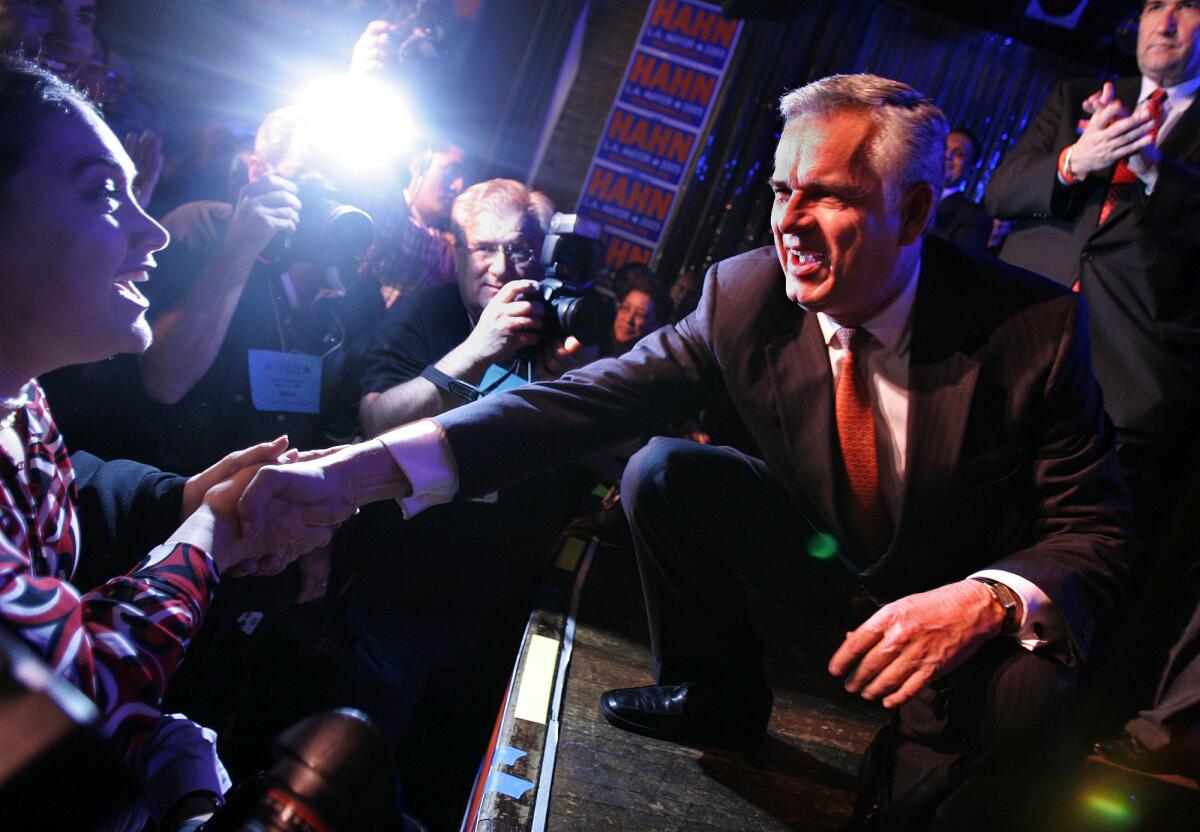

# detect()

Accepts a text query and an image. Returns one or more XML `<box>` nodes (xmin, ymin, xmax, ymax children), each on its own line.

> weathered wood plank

<box><xmin>544</xmin><ymin>543</ymin><xmax>887</xmax><ymax>831</ymax></box>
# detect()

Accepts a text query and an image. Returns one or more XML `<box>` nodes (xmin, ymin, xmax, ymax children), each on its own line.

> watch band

<box><xmin>971</xmin><ymin>577</ymin><xmax>1020</xmax><ymax>635</ymax></box>
<box><xmin>421</xmin><ymin>365</ymin><xmax>480</xmax><ymax>402</ymax></box>
<box><xmin>1057</xmin><ymin>145</ymin><xmax>1082</xmax><ymax>185</ymax></box>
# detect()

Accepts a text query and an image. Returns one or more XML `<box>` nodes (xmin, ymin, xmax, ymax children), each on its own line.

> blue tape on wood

<box><xmin>486</xmin><ymin>771</ymin><xmax>535</xmax><ymax>800</ymax></box>
<box><xmin>497</xmin><ymin>745</ymin><xmax>527</xmax><ymax>767</ymax></box>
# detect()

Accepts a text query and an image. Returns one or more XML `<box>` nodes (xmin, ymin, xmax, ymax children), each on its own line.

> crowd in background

<box><xmin>2</xmin><ymin>2</ymin><xmax>1199</xmax><ymax>831</ymax></box>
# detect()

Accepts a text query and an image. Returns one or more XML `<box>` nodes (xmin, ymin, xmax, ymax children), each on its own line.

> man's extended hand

<box><xmin>1069</xmin><ymin>82</ymin><xmax>1156</xmax><ymax>178</ymax></box>
<box><xmin>828</xmin><ymin>580</ymin><xmax>1005</xmax><ymax>709</ymax></box>
<box><xmin>235</xmin><ymin>452</ymin><xmax>358</xmax><ymax>541</ymax></box>
<box><xmin>236</xmin><ymin>441</ymin><xmax>411</xmax><ymax>556</ymax></box>
<box><xmin>200</xmin><ymin>458</ymin><xmax>353</xmax><ymax>577</ymax></box>
<box><xmin>181</xmin><ymin>435</ymin><xmax>291</xmax><ymax>520</ymax></box>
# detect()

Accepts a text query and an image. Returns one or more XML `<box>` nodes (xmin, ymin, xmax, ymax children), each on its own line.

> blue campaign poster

<box><xmin>577</xmin><ymin>0</ymin><xmax>741</xmax><ymax>274</ymax></box>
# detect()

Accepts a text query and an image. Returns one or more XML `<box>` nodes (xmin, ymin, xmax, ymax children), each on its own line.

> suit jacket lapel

<box><xmin>765</xmin><ymin>309</ymin><xmax>844</xmax><ymax>542</ymax></box>
<box><xmin>888</xmin><ymin>258</ymin><xmax>981</xmax><ymax>556</ymax></box>
<box><xmin>1159</xmin><ymin>83</ymin><xmax>1200</xmax><ymax>161</ymax></box>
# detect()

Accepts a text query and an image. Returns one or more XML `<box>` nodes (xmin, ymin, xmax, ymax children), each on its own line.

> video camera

<box><xmin>528</xmin><ymin>213</ymin><xmax>611</xmax><ymax>346</ymax></box>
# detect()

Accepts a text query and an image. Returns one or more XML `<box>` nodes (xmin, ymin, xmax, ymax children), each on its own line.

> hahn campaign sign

<box><xmin>598</xmin><ymin>107</ymin><xmax>696</xmax><ymax>186</ymax></box>
<box><xmin>619</xmin><ymin>50</ymin><xmax>719</xmax><ymax>129</ymax></box>
<box><xmin>640</xmin><ymin>0</ymin><xmax>740</xmax><ymax>68</ymax></box>
<box><xmin>579</xmin><ymin>166</ymin><xmax>676</xmax><ymax>242</ymax></box>
<box><xmin>577</xmin><ymin>0</ymin><xmax>741</xmax><ymax>273</ymax></box>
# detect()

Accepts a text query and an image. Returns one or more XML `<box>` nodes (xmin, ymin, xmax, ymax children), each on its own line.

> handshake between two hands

<box><xmin>175</xmin><ymin>435</ymin><xmax>360</xmax><ymax>583</ymax></box>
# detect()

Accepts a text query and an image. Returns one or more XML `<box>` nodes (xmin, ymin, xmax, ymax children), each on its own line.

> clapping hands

<box><xmin>1070</xmin><ymin>82</ymin><xmax>1159</xmax><ymax>179</ymax></box>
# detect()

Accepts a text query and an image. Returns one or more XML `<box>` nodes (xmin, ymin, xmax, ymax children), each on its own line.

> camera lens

<box><xmin>305</xmin><ymin>194</ymin><xmax>374</xmax><ymax>262</ymax></box>
<box><xmin>553</xmin><ymin>295</ymin><xmax>605</xmax><ymax>345</ymax></box>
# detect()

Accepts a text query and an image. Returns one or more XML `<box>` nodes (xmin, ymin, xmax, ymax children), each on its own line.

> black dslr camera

<box><xmin>529</xmin><ymin>213</ymin><xmax>611</xmax><ymax>346</ymax></box>
<box><xmin>266</xmin><ymin>182</ymin><xmax>375</xmax><ymax>268</ymax></box>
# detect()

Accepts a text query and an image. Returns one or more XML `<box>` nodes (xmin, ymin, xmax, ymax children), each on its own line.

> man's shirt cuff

<box><xmin>969</xmin><ymin>568</ymin><xmax>1065</xmax><ymax>651</ymax></box>
<box><xmin>377</xmin><ymin>419</ymin><xmax>459</xmax><ymax>518</ymax></box>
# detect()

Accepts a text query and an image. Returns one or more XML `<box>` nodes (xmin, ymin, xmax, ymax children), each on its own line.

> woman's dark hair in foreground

<box><xmin>0</xmin><ymin>55</ymin><xmax>95</xmax><ymax>201</ymax></box>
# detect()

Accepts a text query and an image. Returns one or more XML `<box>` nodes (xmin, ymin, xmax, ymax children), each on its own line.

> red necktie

<box><xmin>834</xmin><ymin>327</ymin><xmax>893</xmax><ymax>559</ymax></box>
<box><xmin>1098</xmin><ymin>89</ymin><xmax>1167</xmax><ymax>226</ymax></box>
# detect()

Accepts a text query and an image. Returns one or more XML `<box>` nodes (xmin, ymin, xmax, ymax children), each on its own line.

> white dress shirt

<box><xmin>1132</xmin><ymin>73</ymin><xmax>1200</xmax><ymax>192</ymax></box>
<box><xmin>815</xmin><ymin>259</ymin><xmax>1060</xmax><ymax>649</ymax></box>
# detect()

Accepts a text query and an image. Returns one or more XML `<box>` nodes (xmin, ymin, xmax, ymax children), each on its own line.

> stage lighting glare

<box><xmin>1083</xmin><ymin>791</ymin><xmax>1137</xmax><ymax>825</ymax></box>
<box><xmin>806</xmin><ymin>532</ymin><xmax>838</xmax><ymax>560</ymax></box>
<box><xmin>299</xmin><ymin>74</ymin><xmax>414</xmax><ymax>176</ymax></box>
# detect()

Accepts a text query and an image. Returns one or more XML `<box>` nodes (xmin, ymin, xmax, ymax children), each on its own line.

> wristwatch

<box><xmin>970</xmin><ymin>577</ymin><xmax>1020</xmax><ymax>635</ymax></box>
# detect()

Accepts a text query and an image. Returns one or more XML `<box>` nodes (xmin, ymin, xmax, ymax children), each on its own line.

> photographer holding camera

<box><xmin>130</xmin><ymin>104</ymin><xmax>379</xmax><ymax>476</ymax></box>
<box><xmin>358</xmin><ymin>178</ymin><xmax>597</xmax><ymax>436</ymax></box>
<box><xmin>343</xmin><ymin>180</ymin><xmax>600</xmax><ymax>823</ymax></box>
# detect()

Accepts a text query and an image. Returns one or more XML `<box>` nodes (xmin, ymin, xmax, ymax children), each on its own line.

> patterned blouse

<box><xmin>0</xmin><ymin>382</ymin><xmax>218</xmax><ymax>758</ymax></box>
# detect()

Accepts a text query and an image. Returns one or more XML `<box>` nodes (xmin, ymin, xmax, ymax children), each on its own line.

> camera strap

<box><xmin>421</xmin><ymin>365</ymin><xmax>481</xmax><ymax>402</ymax></box>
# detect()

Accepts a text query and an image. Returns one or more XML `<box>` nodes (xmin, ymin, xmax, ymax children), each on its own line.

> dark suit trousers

<box><xmin>1094</xmin><ymin>440</ymin><xmax>1200</xmax><ymax>716</ymax></box>
<box><xmin>1126</xmin><ymin>560</ymin><xmax>1200</xmax><ymax>759</ymax></box>
<box><xmin>620</xmin><ymin>437</ymin><xmax>862</xmax><ymax>687</ymax></box>
<box><xmin>622</xmin><ymin>438</ymin><xmax>1078</xmax><ymax>829</ymax></box>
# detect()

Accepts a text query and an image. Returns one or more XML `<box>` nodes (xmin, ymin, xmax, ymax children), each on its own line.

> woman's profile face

<box><xmin>0</xmin><ymin>101</ymin><xmax>168</xmax><ymax>377</ymax></box>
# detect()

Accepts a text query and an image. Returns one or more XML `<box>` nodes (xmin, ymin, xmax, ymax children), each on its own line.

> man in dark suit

<box><xmin>986</xmin><ymin>1</ymin><xmax>1200</xmax><ymax>450</ymax></box>
<box><xmin>986</xmin><ymin>0</ymin><xmax>1200</xmax><ymax>771</ymax></box>
<box><xmin>928</xmin><ymin>127</ymin><xmax>992</xmax><ymax>255</ymax></box>
<box><xmin>237</xmin><ymin>75</ymin><xmax>1135</xmax><ymax>828</ymax></box>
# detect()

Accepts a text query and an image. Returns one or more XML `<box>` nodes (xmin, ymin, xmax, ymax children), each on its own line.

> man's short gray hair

<box><xmin>778</xmin><ymin>74</ymin><xmax>947</xmax><ymax>203</ymax></box>
<box><xmin>451</xmin><ymin>178</ymin><xmax>555</xmax><ymax>245</ymax></box>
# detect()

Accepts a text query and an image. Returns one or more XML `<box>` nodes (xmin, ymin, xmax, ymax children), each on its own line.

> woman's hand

<box><xmin>174</xmin><ymin>442</ymin><xmax>356</xmax><ymax>576</ymax></box>
<box><xmin>181</xmin><ymin>435</ymin><xmax>291</xmax><ymax>521</ymax></box>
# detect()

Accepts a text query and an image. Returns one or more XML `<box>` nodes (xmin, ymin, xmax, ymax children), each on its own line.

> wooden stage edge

<box><xmin>461</xmin><ymin>533</ymin><xmax>1200</xmax><ymax>832</ymax></box>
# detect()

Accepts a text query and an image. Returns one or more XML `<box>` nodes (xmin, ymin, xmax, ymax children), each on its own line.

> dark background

<box><xmin>95</xmin><ymin>0</ymin><xmax>1144</xmax><ymax>278</ymax></box>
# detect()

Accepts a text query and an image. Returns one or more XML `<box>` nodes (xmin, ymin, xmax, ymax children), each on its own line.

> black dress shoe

<box><xmin>599</xmin><ymin>681</ymin><xmax>772</xmax><ymax>752</ymax></box>
<box><xmin>1093</xmin><ymin>732</ymin><xmax>1178</xmax><ymax>775</ymax></box>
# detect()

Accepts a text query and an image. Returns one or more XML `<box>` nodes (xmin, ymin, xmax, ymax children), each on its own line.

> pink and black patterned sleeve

<box><xmin>0</xmin><ymin>537</ymin><xmax>219</xmax><ymax>756</ymax></box>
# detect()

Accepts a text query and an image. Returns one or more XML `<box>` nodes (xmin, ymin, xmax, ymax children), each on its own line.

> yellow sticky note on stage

<box><xmin>554</xmin><ymin>536</ymin><xmax>587</xmax><ymax>572</ymax></box>
<box><xmin>514</xmin><ymin>634</ymin><xmax>560</xmax><ymax>725</ymax></box>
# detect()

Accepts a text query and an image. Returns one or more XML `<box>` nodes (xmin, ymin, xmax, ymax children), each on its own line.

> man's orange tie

<box><xmin>834</xmin><ymin>327</ymin><xmax>893</xmax><ymax>559</ymax></box>
<box><xmin>1098</xmin><ymin>88</ymin><xmax>1167</xmax><ymax>226</ymax></box>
